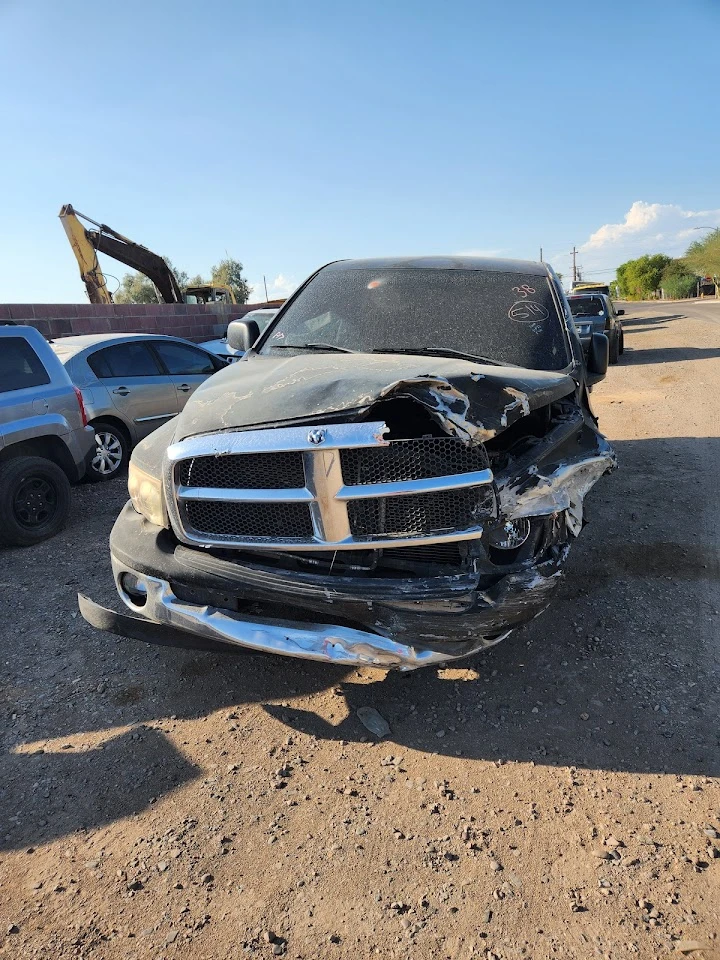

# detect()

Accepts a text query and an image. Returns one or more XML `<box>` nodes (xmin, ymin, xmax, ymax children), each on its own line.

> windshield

<box><xmin>259</xmin><ymin>267</ymin><xmax>570</xmax><ymax>371</ymax></box>
<box><xmin>569</xmin><ymin>296</ymin><xmax>606</xmax><ymax>318</ymax></box>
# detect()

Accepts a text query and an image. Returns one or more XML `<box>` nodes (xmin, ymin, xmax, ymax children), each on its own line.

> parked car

<box><xmin>567</xmin><ymin>293</ymin><xmax>624</xmax><ymax>363</ymax></box>
<box><xmin>51</xmin><ymin>334</ymin><xmax>226</xmax><ymax>481</ymax></box>
<box><xmin>80</xmin><ymin>256</ymin><xmax>616</xmax><ymax>670</ymax></box>
<box><xmin>0</xmin><ymin>323</ymin><xmax>95</xmax><ymax>546</ymax></box>
<box><xmin>201</xmin><ymin>308</ymin><xmax>279</xmax><ymax>361</ymax></box>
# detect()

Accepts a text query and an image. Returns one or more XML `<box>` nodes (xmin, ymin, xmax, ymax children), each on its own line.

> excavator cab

<box><xmin>184</xmin><ymin>285</ymin><xmax>237</xmax><ymax>304</ymax></box>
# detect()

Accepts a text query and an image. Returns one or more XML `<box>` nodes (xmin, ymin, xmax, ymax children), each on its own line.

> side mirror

<box><xmin>616</xmin><ymin>309</ymin><xmax>625</xmax><ymax>316</ymax></box>
<box><xmin>586</xmin><ymin>331</ymin><xmax>609</xmax><ymax>385</ymax></box>
<box><xmin>227</xmin><ymin>318</ymin><xmax>260</xmax><ymax>352</ymax></box>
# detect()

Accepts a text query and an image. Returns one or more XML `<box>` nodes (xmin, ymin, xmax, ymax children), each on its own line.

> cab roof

<box><xmin>323</xmin><ymin>256</ymin><xmax>552</xmax><ymax>276</ymax></box>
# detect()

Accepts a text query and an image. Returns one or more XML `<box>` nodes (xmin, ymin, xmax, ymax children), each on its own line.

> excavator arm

<box><xmin>59</xmin><ymin>203</ymin><xmax>113</xmax><ymax>304</ymax></box>
<box><xmin>59</xmin><ymin>204</ymin><xmax>184</xmax><ymax>304</ymax></box>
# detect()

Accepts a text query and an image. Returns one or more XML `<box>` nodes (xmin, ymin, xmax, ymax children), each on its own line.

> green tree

<box><xmin>210</xmin><ymin>257</ymin><xmax>250</xmax><ymax>304</ymax></box>
<box><xmin>114</xmin><ymin>258</ymin><xmax>188</xmax><ymax>304</ymax></box>
<box><xmin>615</xmin><ymin>254</ymin><xmax>672</xmax><ymax>300</ymax></box>
<box><xmin>660</xmin><ymin>259</ymin><xmax>698</xmax><ymax>299</ymax></box>
<box><xmin>684</xmin><ymin>228</ymin><xmax>720</xmax><ymax>296</ymax></box>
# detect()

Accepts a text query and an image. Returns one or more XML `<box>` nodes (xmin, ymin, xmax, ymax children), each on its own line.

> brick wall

<box><xmin>0</xmin><ymin>300</ymin><xmax>286</xmax><ymax>343</ymax></box>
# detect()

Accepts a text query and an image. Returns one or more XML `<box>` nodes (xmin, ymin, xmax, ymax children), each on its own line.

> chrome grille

<box><xmin>186</xmin><ymin>501</ymin><xmax>313</xmax><ymax>540</ymax></box>
<box><xmin>348</xmin><ymin>487</ymin><xmax>496</xmax><ymax>539</ymax></box>
<box><xmin>179</xmin><ymin>451</ymin><xmax>305</xmax><ymax>489</ymax></box>
<box><xmin>341</xmin><ymin>437</ymin><xmax>488</xmax><ymax>484</ymax></box>
<box><xmin>167</xmin><ymin>421</ymin><xmax>496</xmax><ymax>551</ymax></box>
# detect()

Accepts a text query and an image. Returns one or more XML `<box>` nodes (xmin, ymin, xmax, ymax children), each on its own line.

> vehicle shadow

<box><xmin>1</xmin><ymin>438</ymin><xmax>718</xmax><ymax>851</ymax></box>
<box><xmin>622</xmin><ymin>345</ymin><xmax>720</xmax><ymax>365</ymax></box>
<box><xmin>619</xmin><ymin>313</ymin><xmax>685</xmax><ymax>326</ymax></box>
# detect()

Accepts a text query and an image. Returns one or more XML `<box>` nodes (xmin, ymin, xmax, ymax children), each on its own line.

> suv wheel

<box><xmin>0</xmin><ymin>456</ymin><xmax>72</xmax><ymax>547</ymax></box>
<box><xmin>609</xmin><ymin>330</ymin><xmax>620</xmax><ymax>364</ymax></box>
<box><xmin>87</xmin><ymin>422</ymin><xmax>129</xmax><ymax>481</ymax></box>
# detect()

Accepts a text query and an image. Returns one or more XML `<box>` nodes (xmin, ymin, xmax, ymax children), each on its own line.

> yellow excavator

<box><xmin>58</xmin><ymin>204</ymin><xmax>236</xmax><ymax>305</ymax></box>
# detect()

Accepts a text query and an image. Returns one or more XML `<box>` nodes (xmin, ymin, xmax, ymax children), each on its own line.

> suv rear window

<box><xmin>568</xmin><ymin>296</ymin><xmax>606</xmax><ymax>317</ymax></box>
<box><xmin>0</xmin><ymin>338</ymin><xmax>51</xmax><ymax>393</ymax></box>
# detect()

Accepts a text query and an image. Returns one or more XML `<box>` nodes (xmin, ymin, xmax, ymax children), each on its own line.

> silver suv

<box><xmin>0</xmin><ymin>324</ymin><xmax>95</xmax><ymax>546</ymax></box>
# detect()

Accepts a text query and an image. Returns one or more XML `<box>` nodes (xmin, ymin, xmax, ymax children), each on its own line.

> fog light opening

<box><xmin>120</xmin><ymin>572</ymin><xmax>148</xmax><ymax>607</ymax></box>
<box><xmin>487</xmin><ymin>518</ymin><xmax>531</xmax><ymax>551</ymax></box>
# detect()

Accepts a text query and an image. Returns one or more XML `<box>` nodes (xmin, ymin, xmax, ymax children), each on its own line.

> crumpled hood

<box><xmin>174</xmin><ymin>352</ymin><xmax>577</xmax><ymax>443</ymax></box>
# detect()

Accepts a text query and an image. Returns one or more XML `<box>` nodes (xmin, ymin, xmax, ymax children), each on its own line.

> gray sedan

<box><xmin>51</xmin><ymin>334</ymin><xmax>226</xmax><ymax>480</ymax></box>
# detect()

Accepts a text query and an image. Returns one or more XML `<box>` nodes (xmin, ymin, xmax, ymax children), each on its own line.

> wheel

<box><xmin>87</xmin><ymin>421</ymin><xmax>129</xmax><ymax>481</ymax></box>
<box><xmin>609</xmin><ymin>330</ymin><xmax>620</xmax><ymax>364</ymax></box>
<box><xmin>619</xmin><ymin>330</ymin><xmax>625</xmax><ymax>355</ymax></box>
<box><xmin>0</xmin><ymin>456</ymin><xmax>72</xmax><ymax>547</ymax></box>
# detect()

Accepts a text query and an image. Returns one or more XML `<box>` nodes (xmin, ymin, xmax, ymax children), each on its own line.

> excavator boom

<box><xmin>59</xmin><ymin>204</ymin><xmax>184</xmax><ymax>304</ymax></box>
<box><xmin>59</xmin><ymin>203</ymin><xmax>113</xmax><ymax>304</ymax></box>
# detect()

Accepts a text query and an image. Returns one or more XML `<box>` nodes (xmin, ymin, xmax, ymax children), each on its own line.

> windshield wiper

<box><xmin>371</xmin><ymin>346</ymin><xmax>505</xmax><ymax>366</ymax></box>
<box><xmin>269</xmin><ymin>342</ymin><xmax>356</xmax><ymax>354</ymax></box>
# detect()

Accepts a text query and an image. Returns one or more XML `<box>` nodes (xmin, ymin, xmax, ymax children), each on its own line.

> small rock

<box><xmin>356</xmin><ymin>706</ymin><xmax>391</xmax><ymax>738</ymax></box>
<box><xmin>7</xmin><ymin>924</ymin><xmax>19</xmax><ymax>935</ymax></box>
<box><xmin>489</xmin><ymin>860</ymin><xmax>502</xmax><ymax>872</ymax></box>
<box><xmin>580</xmin><ymin>713</ymin><xmax>589</xmax><ymax>721</ymax></box>
<box><xmin>201</xmin><ymin>873</ymin><xmax>214</xmax><ymax>885</ymax></box>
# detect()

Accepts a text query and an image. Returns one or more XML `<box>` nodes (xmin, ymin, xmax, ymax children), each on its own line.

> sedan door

<box><xmin>150</xmin><ymin>340</ymin><xmax>222</xmax><ymax>410</ymax></box>
<box><xmin>86</xmin><ymin>341</ymin><xmax>179</xmax><ymax>441</ymax></box>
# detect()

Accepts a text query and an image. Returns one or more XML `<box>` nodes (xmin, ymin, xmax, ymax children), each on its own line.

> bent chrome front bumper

<box><xmin>79</xmin><ymin>560</ymin><xmax>506</xmax><ymax>670</ymax></box>
<box><xmin>78</xmin><ymin>503</ymin><xmax>571</xmax><ymax>670</ymax></box>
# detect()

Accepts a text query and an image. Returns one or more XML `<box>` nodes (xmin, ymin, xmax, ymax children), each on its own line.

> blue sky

<box><xmin>0</xmin><ymin>0</ymin><xmax>718</xmax><ymax>303</ymax></box>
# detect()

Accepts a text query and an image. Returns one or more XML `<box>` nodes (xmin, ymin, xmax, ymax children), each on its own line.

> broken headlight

<box><xmin>487</xmin><ymin>518</ymin><xmax>531</xmax><ymax>550</ymax></box>
<box><xmin>128</xmin><ymin>462</ymin><xmax>168</xmax><ymax>528</ymax></box>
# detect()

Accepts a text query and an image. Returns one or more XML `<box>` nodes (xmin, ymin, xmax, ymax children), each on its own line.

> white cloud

<box><xmin>548</xmin><ymin>201</ymin><xmax>720</xmax><ymax>282</ymax></box>
<box><xmin>248</xmin><ymin>273</ymin><xmax>298</xmax><ymax>303</ymax></box>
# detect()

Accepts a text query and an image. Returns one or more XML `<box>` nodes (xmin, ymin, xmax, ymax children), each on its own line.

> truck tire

<box><xmin>0</xmin><ymin>456</ymin><xmax>72</xmax><ymax>547</ymax></box>
<box><xmin>609</xmin><ymin>330</ymin><xmax>620</xmax><ymax>364</ymax></box>
<box><xmin>86</xmin><ymin>421</ymin><xmax>129</xmax><ymax>481</ymax></box>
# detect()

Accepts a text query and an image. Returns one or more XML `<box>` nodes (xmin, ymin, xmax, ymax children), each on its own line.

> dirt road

<box><xmin>1</xmin><ymin>302</ymin><xmax>718</xmax><ymax>959</ymax></box>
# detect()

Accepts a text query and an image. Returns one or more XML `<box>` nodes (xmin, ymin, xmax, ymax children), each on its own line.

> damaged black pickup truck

<box><xmin>80</xmin><ymin>257</ymin><xmax>616</xmax><ymax>669</ymax></box>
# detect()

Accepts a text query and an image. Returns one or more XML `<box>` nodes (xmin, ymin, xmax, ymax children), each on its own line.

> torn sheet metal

<box><xmin>498</xmin><ymin>452</ymin><xmax>616</xmax><ymax>530</ymax></box>
<box><xmin>171</xmin><ymin>352</ymin><xmax>576</xmax><ymax>443</ymax></box>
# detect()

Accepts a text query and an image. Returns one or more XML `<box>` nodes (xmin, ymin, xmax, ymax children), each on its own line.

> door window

<box><xmin>88</xmin><ymin>342</ymin><xmax>163</xmax><ymax>378</ymax></box>
<box><xmin>152</xmin><ymin>341</ymin><xmax>216</xmax><ymax>375</ymax></box>
<box><xmin>0</xmin><ymin>338</ymin><xmax>51</xmax><ymax>392</ymax></box>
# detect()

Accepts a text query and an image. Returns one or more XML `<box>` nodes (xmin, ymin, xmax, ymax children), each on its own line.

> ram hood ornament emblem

<box><xmin>307</xmin><ymin>428</ymin><xmax>326</xmax><ymax>445</ymax></box>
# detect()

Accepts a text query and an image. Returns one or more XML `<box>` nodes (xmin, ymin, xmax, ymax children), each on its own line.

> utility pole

<box><xmin>539</xmin><ymin>247</ymin><xmax>543</xmax><ymax>262</ymax></box>
<box><xmin>571</xmin><ymin>246</ymin><xmax>578</xmax><ymax>283</ymax></box>
<box><xmin>263</xmin><ymin>275</ymin><xmax>269</xmax><ymax>302</ymax></box>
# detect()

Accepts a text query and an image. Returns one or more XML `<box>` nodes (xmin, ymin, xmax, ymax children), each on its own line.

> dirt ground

<box><xmin>1</xmin><ymin>301</ymin><xmax>718</xmax><ymax>960</ymax></box>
